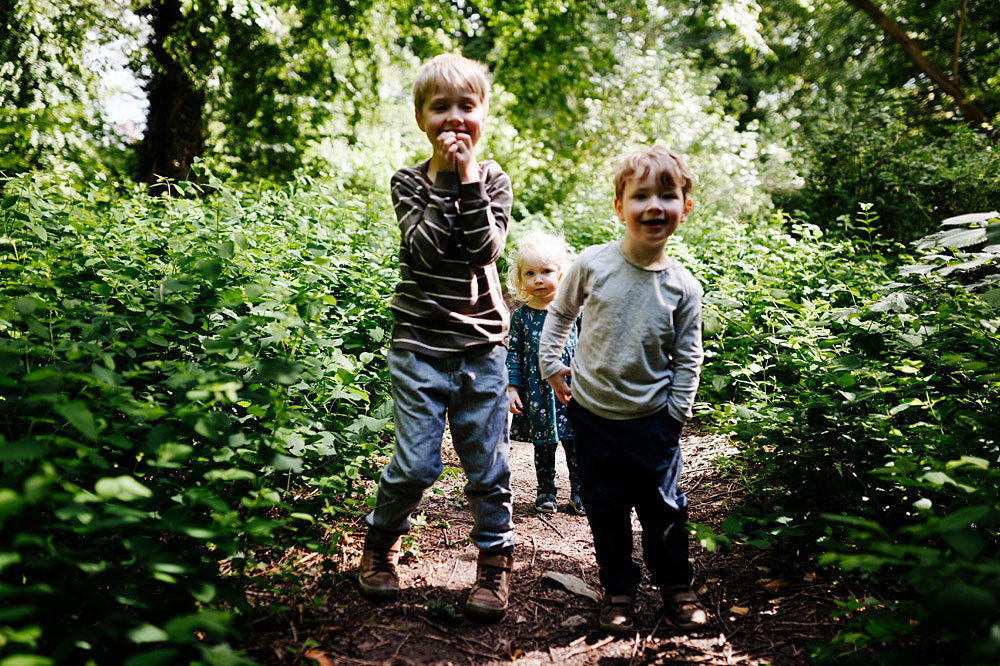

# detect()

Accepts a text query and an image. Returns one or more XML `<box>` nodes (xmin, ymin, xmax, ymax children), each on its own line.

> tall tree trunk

<box><xmin>135</xmin><ymin>0</ymin><xmax>206</xmax><ymax>186</ymax></box>
<box><xmin>844</xmin><ymin>0</ymin><xmax>996</xmax><ymax>141</ymax></box>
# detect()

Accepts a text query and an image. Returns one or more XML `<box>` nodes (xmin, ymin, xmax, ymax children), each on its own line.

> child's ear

<box><xmin>682</xmin><ymin>197</ymin><xmax>694</xmax><ymax>219</ymax></box>
<box><xmin>414</xmin><ymin>108</ymin><xmax>425</xmax><ymax>132</ymax></box>
<box><xmin>614</xmin><ymin>198</ymin><xmax>624</xmax><ymax>221</ymax></box>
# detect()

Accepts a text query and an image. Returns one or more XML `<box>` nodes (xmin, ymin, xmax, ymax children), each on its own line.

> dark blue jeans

<box><xmin>568</xmin><ymin>400</ymin><xmax>691</xmax><ymax>593</ymax></box>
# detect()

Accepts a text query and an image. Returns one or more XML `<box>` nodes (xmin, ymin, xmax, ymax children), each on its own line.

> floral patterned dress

<box><xmin>506</xmin><ymin>305</ymin><xmax>581</xmax><ymax>445</ymax></box>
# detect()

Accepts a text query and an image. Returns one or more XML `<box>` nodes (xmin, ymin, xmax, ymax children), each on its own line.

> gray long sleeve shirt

<box><xmin>538</xmin><ymin>241</ymin><xmax>703</xmax><ymax>422</ymax></box>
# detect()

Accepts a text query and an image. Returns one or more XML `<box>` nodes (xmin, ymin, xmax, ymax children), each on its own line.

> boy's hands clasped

<box><xmin>434</xmin><ymin>130</ymin><xmax>479</xmax><ymax>183</ymax></box>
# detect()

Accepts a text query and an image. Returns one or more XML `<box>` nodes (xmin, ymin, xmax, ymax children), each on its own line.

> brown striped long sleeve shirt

<box><xmin>389</xmin><ymin>159</ymin><xmax>513</xmax><ymax>357</ymax></box>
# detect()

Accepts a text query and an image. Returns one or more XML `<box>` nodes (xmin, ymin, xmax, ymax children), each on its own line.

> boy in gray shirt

<box><xmin>539</xmin><ymin>146</ymin><xmax>708</xmax><ymax>633</ymax></box>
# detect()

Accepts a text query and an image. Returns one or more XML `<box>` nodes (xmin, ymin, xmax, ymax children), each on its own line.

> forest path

<box><xmin>249</xmin><ymin>426</ymin><xmax>842</xmax><ymax>665</ymax></box>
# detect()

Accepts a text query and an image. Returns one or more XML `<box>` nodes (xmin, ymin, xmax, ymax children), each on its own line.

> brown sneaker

<box><xmin>599</xmin><ymin>590</ymin><xmax>636</xmax><ymax>634</ymax></box>
<box><xmin>465</xmin><ymin>551</ymin><xmax>512</xmax><ymax>622</ymax></box>
<box><xmin>357</xmin><ymin>537</ymin><xmax>401</xmax><ymax>602</ymax></box>
<box><xmin>662</xmin><ymin>585</ymin><xmax>709</xmax><ymax>630</ymax></box>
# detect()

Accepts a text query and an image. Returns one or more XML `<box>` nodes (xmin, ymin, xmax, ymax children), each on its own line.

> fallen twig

<box><xmin>537</xmin><ymin>514</ymin><xmax>565</xmax><ymax>538</ymax></box>
<box><xmin>420</xmin><ymin>616</ymin><xmax>499</xmax><ymax>654</ymax></box>
<box><xmin>392</xmin><ymin>633</ymin><xmax>410</xmax><ymax>658</ymax></box>
<box><xmin>566</xmin><ymin>635</ymin><xmax>616</xmax><ymax>658</ymax></box>
<box><xmin>420</xmin><ymin>633</ymin><xmax>498</xmax><ymax>660</ymax></box>
<box><xmin>444</xmin><ymin>558</ymin><xmax>460</xmax><ymax>588</ymax></box>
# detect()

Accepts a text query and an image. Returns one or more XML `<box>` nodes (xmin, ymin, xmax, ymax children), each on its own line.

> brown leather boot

<box><xmin>465</xmin><ymin>551</ymin><xmax>512</xmax><ymax>621</ymax></box>
<box><xmin>357</xmin><ymin>537</ymin><xmax>401</xmax><ymax>602</ymax></box>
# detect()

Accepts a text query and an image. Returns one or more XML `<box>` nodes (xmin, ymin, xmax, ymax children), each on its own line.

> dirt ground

<box><xmin>242</xmin><ymin>426</ymin><xmax>844</xmax><ymax>665</ymax></box>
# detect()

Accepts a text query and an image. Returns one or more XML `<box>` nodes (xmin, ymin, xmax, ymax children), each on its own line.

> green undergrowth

<box><xmin>689</xmin><ymin>207</ymin><xmax>1000</xmax><ymax>664</ymax></box>
<box><xmin>3</xmin><ymin>164</ymin><xmax>997</xmax><ymax>665</ymax></box>
<box><xmin>0</xmin><ymin>166</ymin><xmax>397</xmax><ymax>664</ymax></box>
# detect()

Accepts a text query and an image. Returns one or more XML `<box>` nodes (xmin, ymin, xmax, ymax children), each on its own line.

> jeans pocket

<box><xmin>663</xmin><ymin>411</ymin><xmax>683</xmax><ymax>443</ymax></box>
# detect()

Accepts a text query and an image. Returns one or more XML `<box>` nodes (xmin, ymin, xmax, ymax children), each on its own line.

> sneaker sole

<box><xmin>465</xmin><ymin>601</ymin><xmax>507</xmax><ymax>622</ymax></box>
<box><xmin>669</xmin><ymin>615</ymin><xmax>709</xmax><ymax>631</ymax></box>
<box><xmin>357</xmin><ymin>577</ymin><xmax>400</xmax><ymax>602</ymax></box>
<box><xmin>598</xmin><ymin>619</ymin><xmax>635</xmax><ymax>633</ymax></box>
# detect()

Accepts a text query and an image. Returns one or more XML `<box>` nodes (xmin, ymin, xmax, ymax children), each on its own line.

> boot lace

<box><xmin>370</xmin><ymin>549</ymin><xmax>396</xmax><ymax>574</ymax></box>
<box><xmin>477</xmin><ymin>565</ymin><xmax>505</xmax><ymax>591</ymax></box>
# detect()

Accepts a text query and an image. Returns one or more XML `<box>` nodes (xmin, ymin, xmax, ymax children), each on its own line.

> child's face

<box><xmin>416</xmin><ymin>84</ymin><xmax>485</xmax><ymax>150</ymax></box>
<box><xmin>614</xmin><ymin>169</ymin><xmax>693</xmax><ymax>254</ymax></box>
<box><xmin>519</xmin><ymin>252</ymin><xmax>561</xmax><ymax>304</ymax></box>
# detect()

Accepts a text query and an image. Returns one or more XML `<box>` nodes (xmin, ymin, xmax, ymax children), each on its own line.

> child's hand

<box><xmin>546</xmin><ymin>367</ymin><xmax>573</xmax><ymax>404</ymax></box>
<box><xmin>507</xmin><ymin>387</ymin><xmax>523</xmax><ymax>415</ymax></box>
<box><xmin>436</xmin><ymin>130</ymin><xmax>478</xmax><ymax>183</ymax></box>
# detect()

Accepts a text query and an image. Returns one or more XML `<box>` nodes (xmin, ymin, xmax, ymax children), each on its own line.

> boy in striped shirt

<box><xmin>358</xmin><ymin>54</ymin><xmax>515</xmax><ymax>622</ymax></box>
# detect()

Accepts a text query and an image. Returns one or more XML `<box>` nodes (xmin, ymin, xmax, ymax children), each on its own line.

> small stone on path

<box><xmin>542</xmin><ymin>571</ymin><xmax>601</xmax><ymax>602</ymax></box>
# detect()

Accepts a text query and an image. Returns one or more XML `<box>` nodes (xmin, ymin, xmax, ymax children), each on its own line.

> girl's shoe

<box><xmin>568</xmin><ymin>493</ymin><xmax>586</xmax><ymax>515</ymax></box>
<box><xmin>534</xmin><ymin>493</ymin><xmax>557</xmax><ymax>513</ymax></box>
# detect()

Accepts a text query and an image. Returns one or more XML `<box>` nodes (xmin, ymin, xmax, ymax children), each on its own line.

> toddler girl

<box><xmin>506</xmin><ymin>230</ymin><xmax>584</xmax><ymax>515</ymax></box>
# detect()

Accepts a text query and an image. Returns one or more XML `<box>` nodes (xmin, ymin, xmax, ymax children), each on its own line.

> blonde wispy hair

<box><xmin>506</xmin><ymin>230</ymin><xmax>571</xmax><ymax>304</ymax></box>
<box><xmin>413</xmin><ymin>54</ymin><xmax>491</xmax><ymax>114</ymax></box>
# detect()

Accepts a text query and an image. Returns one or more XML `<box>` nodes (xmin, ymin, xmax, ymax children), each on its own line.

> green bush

<box><xmin>700</xmin><ymin>206</ymin><xmax>1000</xmax><ymax>662</ymax></box>
<box><xmin>778</xmin><ymin>101</ymin><xmax>1000</xmax><ymax>242</ymax></box>
<box><xmin>0</xmin><ymin>166</ymin><xmax>397</xmax><ymax>664</ymax></box>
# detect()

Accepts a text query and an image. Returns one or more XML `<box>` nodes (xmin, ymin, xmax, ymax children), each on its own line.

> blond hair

<box><xmin>507</xmin><ymin>230</ymin><xmax>571</xmax><ymax>304</ymax></box>
<box><xmin>613</xmin><ymin>146</ymin><xmax>694</xmax><ymax>202</ymax></box>
<box><xmin>413</xmin><ymin>54</ymin><xmax>490</xmax><ymax>114</ymax></box>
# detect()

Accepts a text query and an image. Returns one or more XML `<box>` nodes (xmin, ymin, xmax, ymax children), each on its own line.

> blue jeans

<box><xmin>568</xmin><ymin>400</ymin><xmax>691</xmax><ymax>592</ymax></box>
<box><xmin>365</xmin><ymin>345</ymin><xmax>514</xmax><ymax>553</ymax></box>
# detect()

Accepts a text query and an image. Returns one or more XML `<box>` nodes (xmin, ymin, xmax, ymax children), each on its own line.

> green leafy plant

<box><xmin>702</xmin><ymin>208</ymin><xmax>1000</xmax><ymax>662</ymax></box>
<box><xmin>0</xmin><ymin>166</ymin><xmax>398</xmax><ymax>664</ymax></box>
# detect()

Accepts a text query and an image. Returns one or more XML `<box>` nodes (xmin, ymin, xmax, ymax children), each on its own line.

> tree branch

<box><xmin>953</xmin><ymin>0</ymin><xmax>967</xmax><ymax>84</ymax></box>
<box><xmin>843</xmin><ymin>0</ymin><xmax>994</xmax><ymax>140</ymax></box>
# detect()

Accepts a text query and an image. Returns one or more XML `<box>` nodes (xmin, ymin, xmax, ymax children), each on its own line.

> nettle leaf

<box><xmin>24</xmin><ymin>220</ymin><xmax>48</xmax><ymax>241</ymax></box>
<box><xmin>15</xmin><ymin>295</ymin><xmax>37</xmax><ymax>315</ymax></box>
<box><xmin>0</xmin><ymin>439</ymin><xmax>45</xmax><ymax>461</ymax></box>
<box><xmin>196</xmin><ymin>259</ymin><xmax>223</xmax><ymax>280</ymax></box>
<box><xmin>932</xmin><ymin>505</ymin><xmax>992</xmax><ymax>534</ymax></box>
<box><xmin>259</xmin><ymin>358</ymin><xmax>302</xmax><ymax>385</ymax></box>
<box><xmin>128</xmin><ymin>623</ymin><xmax>170</xmax><ymax>644</ymax></box>
<box><xmin>0</xmin><ymin>488</ymin><xmax>24</xmax><ymax>523</ymax></box>
<box><xmin>272</xmin><ymin>452</ymin><xmax>303</xmax><ymax>472</ymax></box>
<box><xmin>821</xmin><ymin>513</ymin><xmax>886</xmax><ymax>533</ymax></box>
<box><xmin>946</xmin><ymin>456</ymin><xmax>990</xmax><ymax>470</ymax></box>
<box><xmin>940</xmin><ymin>211</ymin><xmax>999</xmax><ymax>226</ymax></box>
<box><xmin>987</xmin><ymin>221</ymin><xmax>1000</xmax><ymax>246</ymax></box>
<box><xmin>54</xmin><ymin>401</ymin><xmax>99</xmax><ymax>441</ymax></box>
<box><xmin>95</xmin><ymin>476</ymin><xmax>153</xmax><ymax>502</ymax></box>
<box><xmin>919</xmin><ymin>472</ymin><xmax>977</xmax><ymax>493</ymax></box>
<box><xmin>942</xmin><ymin>530</ymin><xmax>985</xmax><ymax>560</ymax></box>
